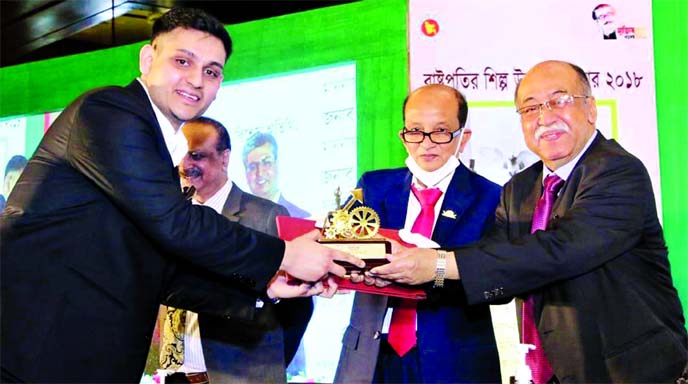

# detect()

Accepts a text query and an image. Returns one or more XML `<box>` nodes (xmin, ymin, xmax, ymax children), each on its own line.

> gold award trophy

<box><xmin>319</xmin><ymin>188</ymin><xmax>391</xmax><ymax>274</ymax></box>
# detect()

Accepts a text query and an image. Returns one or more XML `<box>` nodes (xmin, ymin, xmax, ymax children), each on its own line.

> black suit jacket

<box><xmin>456</xmin><ymin>133</ymin><xmax>687</xmax><ymax>382</ymax></box>
<box><xmin>0</xmin><ymin>81</ymin><xmax>285</xmax><ymax>382</ymax></box>
<box><xmin>198</xmin><ymin>183</ymin><xmax>313</xmax><ymax>382</ymax></box>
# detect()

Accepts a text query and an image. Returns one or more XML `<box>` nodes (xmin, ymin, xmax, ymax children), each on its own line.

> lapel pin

<box><xmin>441</xmin><ymin>210</ymin><xmax>457</xmax><ymax>219</ymax></box>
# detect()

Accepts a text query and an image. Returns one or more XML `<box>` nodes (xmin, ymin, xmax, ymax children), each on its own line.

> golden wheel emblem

<box><xmin>322</xmin><ymin>188</ymin><xmax>381</xmax><ymax>240</ymax></box>
<box><xmin>349</xmin><ymin>206</ymin><xmax>380</xmax><ymax>239</ymax></box>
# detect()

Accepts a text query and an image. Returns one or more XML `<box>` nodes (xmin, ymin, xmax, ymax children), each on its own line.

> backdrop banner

<box><xmin>408</xmin><ymin>1</ymin><xmax>657</xmax><ymax>381</ymax></box>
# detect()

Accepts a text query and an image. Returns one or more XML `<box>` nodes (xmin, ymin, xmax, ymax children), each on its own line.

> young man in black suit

<box><xmin>368</xmin><ymin>60</ymin><xmax>688</xmax><ymax>382</ymax></box>
<box><xmin>0</xmin><ymin>7</ymin><xmax>361</xmax><ymax>383</ymax></box>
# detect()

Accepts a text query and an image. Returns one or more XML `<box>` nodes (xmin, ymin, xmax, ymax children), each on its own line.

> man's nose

<box><xmin>186</xmin><ymin>69</ymin><xmax>203</xmax><ymax>88</ymax></box>
<box><xmin>537</xmin><ymin>105</ymin><xmax>557</xmax><ymax>126</ymax></box>
<box><xmin>419</xmin><ymin>134</ymin><xmax>436</xmax><ymax>148</ymax></box>
<box><xmin>181</xmin><ymin>156</ymin><xmax>194</xmax><ymax>166</ymax></box>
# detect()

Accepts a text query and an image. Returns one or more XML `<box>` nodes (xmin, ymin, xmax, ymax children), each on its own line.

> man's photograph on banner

<box><xmin>204</xmin><ymin>62</ymin><xmax>359</xmax><ymax>383</ymax></box>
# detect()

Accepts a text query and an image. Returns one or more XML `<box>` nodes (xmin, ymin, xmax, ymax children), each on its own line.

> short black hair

<box><xmin>402</xmin><ymin>86</ymin><xmax>468</xmax><ymax>128</ymax></box>
<box><xmin>188</xmin><ymin>116</ymin><xmax>231</xmax><ymax>152</ymax></box>
<box><xmin>242</xmin><ymin>132</ymin><xmax>278</xmax><ymax>166</ymax></box>
<box><xmin>151</xmin><ymin>7</ymin><xmax>233</xmax><ymax>62</ymax></box>
<box><xmin>592</xmin><ymin>4</ymin><xmax>612</xmax><ymax>20</ymax></box>
<box><xmin>4</xmin><ymin>155</ymin><xmax>27</xmax><ymax>177</ymax></box>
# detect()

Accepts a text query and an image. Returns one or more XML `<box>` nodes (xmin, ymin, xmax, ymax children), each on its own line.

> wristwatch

<box><xmin>434</xmin><ymin>249</ymin><xmax>447</xmax><ymax>288</ymax></box>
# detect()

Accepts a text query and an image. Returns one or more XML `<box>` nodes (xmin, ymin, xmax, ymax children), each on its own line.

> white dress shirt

<box><xmin>141</xmin><ymin>74</ymin><xmax>235</xmax><ymax>374</ymax></box>
<box><xmin>175</xmin><ymin>180</ymin><xmax>233</xmax><ymax>373</ymax></box>
<box><xmin>381</xmin><ymin>168</ymin><xmax>455</xmax><ymax>333</ymax></box>
<box><xmin>136</xmin><ymin>78</ymin><xmax>188</xmax><ymax>167</ymax></box>
<box><xmin>542</xmin><ymin>130</ymin><xmax>598</xmax><ymax>184</ymax></box>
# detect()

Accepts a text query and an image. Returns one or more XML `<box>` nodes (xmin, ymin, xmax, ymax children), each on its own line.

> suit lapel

<box><xmin>221</xmin><ymin>182</ymin><xmax>242</xmax><ymax>223</ymax></box>
<box><xmin>432</xmin><ymin>165</ymin><xmax>475</xmax><ymax>245</ymax></box>
<box><xmin>550</xmin><ymin>132</ymin><xmax>605</xmax><ymax>217</ymax></box>
<box><xmin>511</xmin><ymin>164</ymin><xmax>543</xmax><ymax>237</ymax></box>
<box><xmin>382</xmin><ymin>171</ymin><xmax>412</xmax><ymax>229</ymax></box>
<box><xmin>124</xmin><ymin>80</ymin><xmax>178</xmax><ymax>182</ymax></box>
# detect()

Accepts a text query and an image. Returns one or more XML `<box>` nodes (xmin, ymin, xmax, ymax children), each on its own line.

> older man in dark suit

<box><xmin>373</xmin><ymin>60</ymin><xmax>687</xmax><ymax>383</ymax></box>
<box><xmin>153</xmin><ymin>116</ymin><xmax>312</xmax><ymax>384</ymax></box>
<box><xmin>335</xmin><ymin>85</ymin><xmax>501</xmax><ymax>383</ymax></box>
<box><xmin>0</xmin><ymin>7</ymin><xmax>360</xmax><ymax>383</ymax></box>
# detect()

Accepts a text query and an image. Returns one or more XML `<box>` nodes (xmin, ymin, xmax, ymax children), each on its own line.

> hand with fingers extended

<box><xmin>369</xmin><ymin>247</ymin><xmax>439</xmax><ymax>286</ymax></box>
<box><xmin>281</xmin><ymin>229</ymin><xmax>366</xmax><ymax>282</ymax></box>
<box><xmin>348</xmin><ymin>236</ymin><xmax>418</xmax><ymax>287</ymax></box>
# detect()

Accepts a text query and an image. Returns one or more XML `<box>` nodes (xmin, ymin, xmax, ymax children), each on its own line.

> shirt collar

<box><xmin>192</xmin><ymin>180</ymin><xmax>233</xmax><ymax>214</ymax></box>
<box><xmin>136</xmin><ymin>78</ymin><xmax>188</xmax><ymax>166</ymax></box>
<box><xmin>543</xmin><ymin>130</ymin><xmax>598</xmax><ymax>183</ymax></box>
<box><xmin>412</xmin><ymin>168</ymin><xmax>455</xmax><ymax>193</ymax></box>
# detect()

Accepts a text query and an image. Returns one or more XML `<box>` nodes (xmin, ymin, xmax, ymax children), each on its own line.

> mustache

<box><xmin>180</xmin><ymin>167</ymin><xmax>202</xmax><ymax>178</ymax></box>
<box><xmin>534</xmin><ymin>123</ymin><xmax>570</xmax><ymax>140</ymax></box>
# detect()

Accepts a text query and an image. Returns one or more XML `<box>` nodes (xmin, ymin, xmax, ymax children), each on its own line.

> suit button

<box><xmin>373</xmin><ymin>331</ymin><xmax>381</xmax><ymax>340</ymax></box>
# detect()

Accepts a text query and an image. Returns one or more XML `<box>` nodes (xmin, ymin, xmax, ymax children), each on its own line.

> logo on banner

<box><xmin>421</xmin><ymin>19</ymin><xmax>439</xmax><ymax>37</ymax></box>
<box><xmin>591</xmin><ymin>3</ymin><xmax>647</xmax><ymax>40</ymax></box>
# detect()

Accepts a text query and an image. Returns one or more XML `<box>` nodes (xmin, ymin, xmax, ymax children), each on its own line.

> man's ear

<box><xmin>586</xmin><ymin>97</ymin><xmax>598</xmax><ymax>124</ymax></box>
<box><xmin>139</xmin><ymin>44</ymin><xmax>154</xmax><ymax>76</ymax></box>
<box><xmin>459</xmin><ymin>129</ymin><xmax>472</xmax><ymax>153</ymax></box>
<box><xmin>222</xmin><ymin>150</ymin><xmax>230</xmax><ymax>173</ymax></box>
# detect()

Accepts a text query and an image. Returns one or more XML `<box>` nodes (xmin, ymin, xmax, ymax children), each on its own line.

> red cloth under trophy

<box><xmin>276</xmin><ymin>215</ymin><xmax>426</xmax><ymax>300</ymax></box>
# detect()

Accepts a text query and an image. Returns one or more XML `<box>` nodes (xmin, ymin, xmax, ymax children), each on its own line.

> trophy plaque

<box><xmin>319</xmin><ymin>188</ymin><xmax>391</xmax><ymax>274</ymax></box>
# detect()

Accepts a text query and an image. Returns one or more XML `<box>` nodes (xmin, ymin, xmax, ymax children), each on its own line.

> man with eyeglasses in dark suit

<box><xmin>335</xmin><ymin>84</ymin><xmax>502</xmax><ymax>383</ymax></box>
<box><xmin>370</xmin><ymin>60</ymin><xmax>688</xmax><ymax>383</ymax></box>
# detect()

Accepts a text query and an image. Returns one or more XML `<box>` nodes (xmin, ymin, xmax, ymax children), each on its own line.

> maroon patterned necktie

<box><xmin>387</xmin><ymin>185</ymin><xmax>442</xmax><ymax>357</ymax></box>
<box><xmin>523</xmin><ymin>174</ymin><xmax>564</xmax><ymax>384</ymax></box>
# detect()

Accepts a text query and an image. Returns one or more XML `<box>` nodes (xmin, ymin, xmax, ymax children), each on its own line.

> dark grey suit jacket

<box><xmin>199</xmin><ymin>183</ymin><xmax>312</xmax><ymax>383</ymax></box>
<box><xmin>0</xmin><ymin>81</ymin><xmax>284</xmax><ymax>383</ymax></box>
<box><xmin>456</xmin><ymin>133</ymin><xmax>688</xmax><ymax>382</ymax></box>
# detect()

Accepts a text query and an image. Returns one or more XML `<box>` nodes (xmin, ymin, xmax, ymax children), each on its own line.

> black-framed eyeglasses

<box><xmin>516</xmin><ymin>94</ymin><xmax>590</xmax><ymax>120</ymax></box>
<box><xmin>400</xmin><ymin>128</ymin><xmax>462</xmax><ymax>144</ymax></box>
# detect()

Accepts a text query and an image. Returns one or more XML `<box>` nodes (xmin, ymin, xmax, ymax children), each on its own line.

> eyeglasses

<box><xmin>400</xmin><ymin>128</ymin><xmax>462</xmax><ymax>144</ymax></box>
<box><xmin>516</xmin><ymin>94</ymin><xmax>590</xmax><ymax>120</ymax></box>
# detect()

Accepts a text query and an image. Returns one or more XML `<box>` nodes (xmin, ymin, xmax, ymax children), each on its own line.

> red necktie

<box><xmin>523</xmin><ymin>174</ymin><xmax>564</xmax><ymax>384</ymax></box>
<box><xmin>387</xmin><ymin>185</ymin><xmax>442</xmax><ymax>357</ymax></box>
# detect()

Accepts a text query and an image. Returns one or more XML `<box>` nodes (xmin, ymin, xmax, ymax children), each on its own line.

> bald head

<box><xmin>401</xmin><ymin>84</ymin><xmax>472</xmax><ymax>172</ymax></box>
<box><xmin>515</xmin><ymin>60</ymin><xmax>591</xmax><ymax>103</ymax></box>
<box><xmin>404</xmin><ymin>84</ymin><xmax>468</xmax><ymax>128</ymax></box>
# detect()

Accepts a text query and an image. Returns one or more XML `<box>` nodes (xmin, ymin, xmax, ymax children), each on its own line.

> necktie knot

<box><xmin>544</xmin><ymin>174</ymin><xmax>564</xmax><ymax>194</ymax></box>
<box><xmin>411</xmin><ymin>185</ymin><xmax>442</xmax><ymax>207</ymax></box>
<box><xmin>531</xmin><ymin>174</ymin><xmax>564</xmax><ymax>234</ymax></box>
<box><xmin>410</xmin><ymin>185</ymin><xmax>443</xmax><ymax>239</ymax></box>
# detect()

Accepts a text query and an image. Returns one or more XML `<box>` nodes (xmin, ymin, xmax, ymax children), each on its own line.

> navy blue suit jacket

<box><xmin>335</xmin><ymin>164</ymin><xmax>502</xmax><ymax>383</ymax></box>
